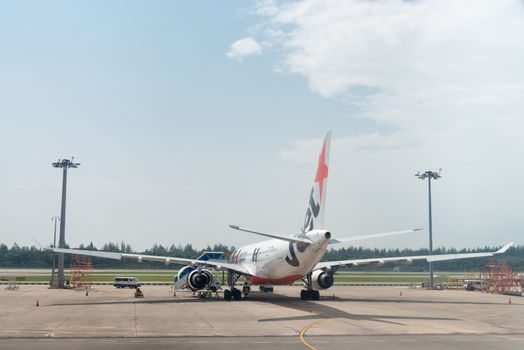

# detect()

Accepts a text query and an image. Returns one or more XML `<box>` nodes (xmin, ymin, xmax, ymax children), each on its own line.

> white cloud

<box><xmin>254</xmin><ymin>0</ymin><xmax>524</xmax><ymax>99</ymax></box>
<box><xmin>244</xmin><ymin>0</ymin><xmax>524</xmax><ymax>247</ymax></box>
<box><xmin>227</xmin><ymin>36</ymin><xmax>263</xmax><ymax>61</ymax></box>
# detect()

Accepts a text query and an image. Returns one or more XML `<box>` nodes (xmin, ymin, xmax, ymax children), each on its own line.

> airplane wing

<box><xmin>314</xmin><ymin>241</ymin><xmax>514</xmax><ymax>271</ymax></box>
<box><xmin>52</xmin><ymin>248</ymin><xmax>252</xmax><ymax>276</ymax></box>
<box><xmin>329</xmin><ymin>228</ymin><xmax>423</xmax><ymax>244</ymax></box>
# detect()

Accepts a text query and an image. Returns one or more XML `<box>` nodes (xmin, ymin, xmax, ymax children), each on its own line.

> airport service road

<box><xmin>2</xmin><ymin>334</ymin><xmax>524</xmax><ymax>350</ymax></box>
<box><xmin>0</xmin><ymin>285</ymin><xmax>522</xmax><ymax>339</ymax></box>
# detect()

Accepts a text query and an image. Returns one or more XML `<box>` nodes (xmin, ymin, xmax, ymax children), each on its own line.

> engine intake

<box><xmin>187</xmin><ymin>269</ymin><xmax>213</xmax><ymax>290</ymax></box>
<box><xmin>311</xmin><ymin>269</ymin><xmax>334</xmax><ymax>290</ymax></box>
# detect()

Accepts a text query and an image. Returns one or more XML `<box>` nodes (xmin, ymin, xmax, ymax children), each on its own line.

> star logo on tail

<box><xmin>314</xmin><ymin>140</ymin><xmax>329</xmax><ymax>201</ymax></box>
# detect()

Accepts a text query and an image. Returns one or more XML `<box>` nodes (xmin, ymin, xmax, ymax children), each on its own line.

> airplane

<box><xmin>54</xmin><ymin>131</ymin><xmax>514</xmax><ymax>301</ymax></box>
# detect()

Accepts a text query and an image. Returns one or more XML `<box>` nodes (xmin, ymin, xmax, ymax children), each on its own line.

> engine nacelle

<box><xmin>187</xmin><ymin>269</ymin><xmax>213</xmax><ymax>290</ymax></box>
<box><xmin>311</xmin><ymin>269</ymin><xmax>334</xmax><ymax>290</ymax></box>
<box><xmin>174</xmin><ymin>267</ymin><xmax>214</xmax><ymax>290</ymax></box>
<box><xmin>174</xmin><ymin>266</ymin><xmax>195</xmax><ymax>284</ymax></box>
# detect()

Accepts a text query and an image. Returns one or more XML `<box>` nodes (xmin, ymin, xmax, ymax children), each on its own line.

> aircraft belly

<box><xmin>247</xmin><ymin>242</ymin><xmax>327</xmax><ymax>285</ymax></box>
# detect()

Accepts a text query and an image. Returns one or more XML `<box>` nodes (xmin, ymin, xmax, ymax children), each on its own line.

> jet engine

<box><xmin>174</xmin><ymin>266</ymin><xmax>215</xmax><ymax>290</ymax></box>
<box><xmin>187</xmin><ymin>269</ymin><xmax>213</xmax><ymax>290</ymax></box>
<box><xmin>311</xmin><ymin>269</ymin><xmax>334</xmax><ymax>290</ymax></box>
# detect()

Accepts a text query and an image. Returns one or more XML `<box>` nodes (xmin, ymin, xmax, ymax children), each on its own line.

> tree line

<box><xmin>0</xmin><ymin>242</ymin><xmax>522</xmax><ymax>271</ymax></box>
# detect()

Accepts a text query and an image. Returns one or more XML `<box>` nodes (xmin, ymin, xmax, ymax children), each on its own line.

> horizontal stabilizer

<box><xmin>196</xmin><ymin>251</ymin><xmax>224</xmax><ymax>261</ymax></box>
<box><xmin>229</xmin><ymin>225</ymin><xmax>312</xmax><ymax>244</ymax></box>
<box><xmin>329</xmin><ymin>228</ymin><xmax>423</xmax><ymax>244</ymax></box>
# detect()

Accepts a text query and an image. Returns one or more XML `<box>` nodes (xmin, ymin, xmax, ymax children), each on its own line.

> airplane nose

<box><xmin>324</xmin><ymin>231</ymin><xmax>331</xmax><ymax>239</ymax></box>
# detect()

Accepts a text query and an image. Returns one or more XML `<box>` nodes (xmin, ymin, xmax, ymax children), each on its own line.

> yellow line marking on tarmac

<box><xmin>299</xmin><ymin>321</ymin><xmax>318</xmax><ymax>350</ymax></box>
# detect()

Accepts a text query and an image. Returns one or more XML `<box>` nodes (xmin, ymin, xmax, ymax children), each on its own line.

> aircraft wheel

<box><xmin>311</xmin><ymin>290</ymin><xmax>320</xmax><ymax>301</ymax></box>
<box><xmin>224</xmin><ymin>289</ymin><xmax>232</xmax><ymax>301</ymax></box>
<box><xmin>300</xmin><ymin>289</ymin><xmax>309</xmax><ymax>300</ymax></box>
<box><xmin>233</xmin><ymin>288</ymin><xmax>242</xmax><ymax>301</ymax></box>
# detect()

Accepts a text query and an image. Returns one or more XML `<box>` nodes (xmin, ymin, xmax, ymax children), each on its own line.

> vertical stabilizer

<box><xmin>196</xmin><ymin>251</ymin><xmax>224</xmax><ymax>261</ymax></box>
<box><xmin>300</xmin><ymin>131</ymin><xmax>331</xmax><ymax>234</ymax></box>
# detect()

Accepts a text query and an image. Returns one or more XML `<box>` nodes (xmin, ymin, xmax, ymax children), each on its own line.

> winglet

<box><xmin>496</xmin><ymin>241</ymin><xmax>514</xmax><ymax>254</ymax></box>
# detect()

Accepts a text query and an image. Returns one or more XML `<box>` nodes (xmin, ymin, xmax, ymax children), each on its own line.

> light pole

<box><xmin>52</xmin><ymin>158</ymin><xmax>80</xmax><ymax>288</ymax></box>
<box><xmin>51</xmin><ymin>216</ymin><xmax>60</xmax><ymax>287</ymax></box>
<box><xmin>415</xmin><ymin>169</ymin><xmax>441</xmax><ymax>289</ymax></box>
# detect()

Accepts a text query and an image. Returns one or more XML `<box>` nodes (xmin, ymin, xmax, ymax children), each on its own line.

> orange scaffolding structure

<box><xmin>69</xmin><ymin>255</ymin><xmax>93</xmax><ymax>289</ymax></box>
<box><xmin>480</xmin><ymin>260</ymin><xmax>523</xmax><ymax>295</ymax></box>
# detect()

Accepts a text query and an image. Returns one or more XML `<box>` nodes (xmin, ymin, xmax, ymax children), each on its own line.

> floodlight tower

<box><xmin>51</xmin><ymin>216</ymin><xmax>60</xmax><ymax>287</ymax></box>
<box><xmin>52</xmin><ymin>158</ymin><xmax>80</xmax><ymax>288</ymax></box>
<box><xmin>415</xmin><ymin>169</ymin><xmax>442</xmax><ymax>289</ymax></box>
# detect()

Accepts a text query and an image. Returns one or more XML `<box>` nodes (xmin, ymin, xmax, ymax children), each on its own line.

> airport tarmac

<box><xmin>1</xmin><ymin>285</ymin><xmax>523</xmax><ymax>348</ymax></box>
<box><xmin>2</xmin><ymin>335</ymin><xmax>524</xmax><ymax>350</ymax></box>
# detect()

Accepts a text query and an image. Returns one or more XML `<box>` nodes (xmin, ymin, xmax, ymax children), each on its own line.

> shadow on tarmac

<box><xmin>47</xmin><ymin>297</ymin><xmax>217</xmax><ymax>307</ymax></box>
<box><xmin>255</xmin><ymin>294</ymin><xmax>458</xmax><ymax>324</ymax></box>
<box><xmin>47</xmin><ymin>289</ymin><xmax>510</xmax><ymax>308</ymax></box>
<box><xmin>46</xmin><ymin>290</ymin><xmax>477</xmax><ymax>326</ymax></box>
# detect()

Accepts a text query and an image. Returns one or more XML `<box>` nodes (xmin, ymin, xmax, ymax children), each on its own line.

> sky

<box><xmin>1</xmin><ymin>0</ymin><xmax>523</xmax><ymax>252</ymax></box>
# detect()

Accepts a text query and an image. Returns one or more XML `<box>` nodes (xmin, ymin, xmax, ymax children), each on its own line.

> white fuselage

<box><xmin>228</xmin><ymin>230</ymin><xmax>330</xmax><ymax>284</ymax></box>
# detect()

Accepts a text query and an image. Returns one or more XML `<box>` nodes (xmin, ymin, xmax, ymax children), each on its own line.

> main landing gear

<box><xmin>301</xmin><ymin>272</ymin><xmax>320</xmax><ymax>301</ymax></box>
<box><xmin>300</xmin><ymin>289</ymin><xmax>320</xmax><ymax>300</ymax></box>
<box><xmin>223</xmin><ymin>270</ymin><xmax>243</xmax><ymax>301</ymax></box>
<box><xmin>223</xmin><ymin>288</ymin><xmax>241</xmax><ymax>301</ymax></box>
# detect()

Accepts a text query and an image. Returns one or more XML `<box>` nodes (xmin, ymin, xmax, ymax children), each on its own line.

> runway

<box><xmin>1</xmin><ymin>285</ymin><xmax>523</xmax><ymax>349</ymax></box>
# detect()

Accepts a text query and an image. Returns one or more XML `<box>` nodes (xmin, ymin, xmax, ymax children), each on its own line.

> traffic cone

<box><xmin>36</xmin><ymin>299</ymin><xmax>39</xmax><ymax>307</ymax></box>
<box><xmin>509</xmin><ymin>297</ymin><xmax>512</xmax><ymax>304</ymax></box>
